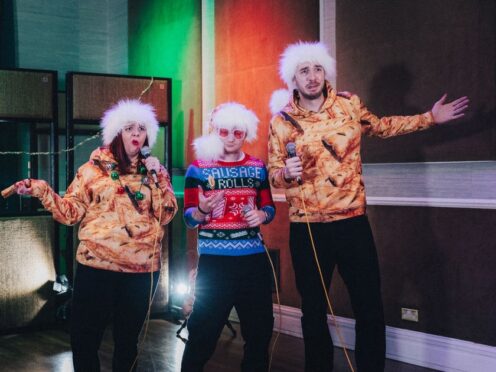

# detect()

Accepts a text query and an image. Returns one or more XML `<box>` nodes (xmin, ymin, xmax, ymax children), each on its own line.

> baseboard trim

<box><xmin>272</xmin><ymin>305</ymin><xmax>496</xmax><ymax>372</ymax></box>
<box><xmin>272</xmin><ymin>194</ymin><xmax>496</xmax><ymax>209</ymax></box>
<box><xmin>366</xmin><ymin>196</ymin><xmax>496</xmax><ymax>210</ymax></box>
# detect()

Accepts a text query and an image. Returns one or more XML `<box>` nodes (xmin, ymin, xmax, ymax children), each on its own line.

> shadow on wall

<box><xmin>367</xmin><ymin>63</ymin><xmax>421</xmax><ymax>117</ymax></box>
<box><xmin>361</xmin><ymin>63</ymin><xmax>493</xmax><ymax>163</ymax></box>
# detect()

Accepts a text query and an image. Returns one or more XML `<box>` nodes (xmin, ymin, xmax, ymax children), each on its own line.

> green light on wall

<box><xmin>128</xmin><ymin>0</ymin><xmax>202</xmax><ymax>169</ymax></box>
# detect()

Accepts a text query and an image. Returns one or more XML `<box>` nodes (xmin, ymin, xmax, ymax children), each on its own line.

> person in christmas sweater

<box><xmin>181</xmin><ymin>102</ymin><xmax>276</xmax><ymax>372</ymax></box>
<box><xmin>268</xmin><ymin>41</ymin><xmax>469</xmax><ymax>371</ymax></box>
<box><xmin>15</xmin><ymin>99</ymin><xmax>178</xmax><ymax>371</ymax></box>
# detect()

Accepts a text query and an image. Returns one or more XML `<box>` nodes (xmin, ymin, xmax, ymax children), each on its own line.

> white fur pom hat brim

<box><xmin>279</xmin><ymin>41</ymin><xmax>336</xmax><ymax>91</ymax></box>
<box><xmin>192</xmin><ymin>133</ymin><xmax>225</xmax><ymax>162</ymax></box>
<box><xmin>269</xmin><ymin>89</ymin><xmax>292</xmax><ymax>115</ymax></box>
<box><xmin>100</xmin><ymin>99</ymin><xmax>159</xmax><ymax>148</ymax></box>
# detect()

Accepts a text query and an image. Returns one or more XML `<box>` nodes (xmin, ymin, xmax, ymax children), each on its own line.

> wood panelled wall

<box><xmin>346</xmin><ymin>206</ymin><xmax>495</xmax><ymax>346</ymax></box>
<box><xmin>336</xmin><ymin>0</ymin><xmax>494</xmax><ymax>163</ymax></box>
<box><xmin>214</xmin><ymin>0</ymin><xmax>320</xmax><ymax>163</ymax></box>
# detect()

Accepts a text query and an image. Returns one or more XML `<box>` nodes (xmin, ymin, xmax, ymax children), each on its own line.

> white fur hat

<box><xmin>279</xmin><ymin>41</ymin><xmax>336</xmax><ymax>91</ymax></box>
<box><xmin>100</xmin><ymin>99</ymin><xmax>159</xmax><ymax>148</ymax></box>
<box><xmin>193</xmin><ymin>102</ymin><xmax>259</xmax><ymax>161</ymax></box>
<box><xmin>269</xmin><ymin>89</ymin><xmax>292</xmax><ymax>115</ymax></box>
<box><xmin>269</xmin><ymin>41</ymin><xmax>336</xmax><ymax>115</ymax></box>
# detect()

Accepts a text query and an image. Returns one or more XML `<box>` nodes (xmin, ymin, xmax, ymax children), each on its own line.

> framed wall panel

<box><xmin>336</xmin><ymin>0</ymin><xmax>495</xmax><ymax>163</ymax></box>
<box><xmin>69</xmin><ymin>73</ymin><xmax>170</xmax><ymax>124</ymax></box>
<box><xmin>0</xmin><ymin>68</ymin><xmax>56</xmax><ymax>122</ymax></box>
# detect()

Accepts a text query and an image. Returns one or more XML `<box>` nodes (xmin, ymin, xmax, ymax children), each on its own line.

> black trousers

<box><xmin>71</xmin><ymin>263</ymin><xmax>159</xmax><ymax>372</ymax></box>
<box><xmin>290</xmin><ymin>215</ymin><xmax>385</xmax><ymax>372</ymax></box>
<box><xmin>181</xmin><ymin>253</ymin><xmax>274</xmax><ymax>372</ymax></box>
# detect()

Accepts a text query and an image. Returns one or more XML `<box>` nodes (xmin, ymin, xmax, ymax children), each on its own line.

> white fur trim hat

<box><xmin>100</xmin><ymin>99</ymin><xmax>159</xmax><ymax>148</ymax></box>
<box><xmin>193</xmin><ymin>102</ymin><xmax>259</xmax><ymax>161</ymax></box>
<box><xmin>279</xmin><ymin>41</ymin><xmax>336</xmax><ymax>91</ymax></box>
<box><xmin>269</xmin><ymin>89</ymin><xmax>292</xmax><ymax>115</ymax></box>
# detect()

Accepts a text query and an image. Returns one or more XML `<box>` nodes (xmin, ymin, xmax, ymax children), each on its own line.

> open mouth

<box><xmin>132</xmin><ymin>140</ymin><xmax>140</xmax><ymax>146</ymax></box>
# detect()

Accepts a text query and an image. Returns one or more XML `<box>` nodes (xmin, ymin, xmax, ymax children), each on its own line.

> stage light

<box><xmin>175</xmin><ymin>282</ymin><xmax>189</xmax><ymax>296</ymax></box>
<box><xmin>166</xmin><ymin>280</ymin><xmax>191</xmax><ymax>322</ymax></box>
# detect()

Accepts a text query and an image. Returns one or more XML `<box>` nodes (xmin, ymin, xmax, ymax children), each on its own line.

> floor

<box><xmin>0</xmin><ymin>319</ymin><xmax>440</xmax><ymax>371</ymax></box>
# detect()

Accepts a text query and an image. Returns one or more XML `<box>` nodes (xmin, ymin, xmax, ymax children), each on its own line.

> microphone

<box><xmin>1</xmin><ymin>184</ymin><xmax>17</xmax><ymax>199</ymax></box>
<box><xmin>241</xmin><ymin>204</ymin><xmax>266</xmax><ymax>245</ymax></box>
<box><xmin>241</xmin><ymin>205</ymin><xmax>252</xmax><ymax>216</ymax></box>
<box><xmin>285</xmin><ymin>142</ymin><xmax>302</xmax><ymax>185</ymax></box>
<box><xmin>140</xmin><ymin>146</ymin><xmax>159</xmax><ymax>187</ymax></box>
<box><xmin>1</xmin><ymin>179</ymin><xmax>31</xmax><ymax>199</ymax></box>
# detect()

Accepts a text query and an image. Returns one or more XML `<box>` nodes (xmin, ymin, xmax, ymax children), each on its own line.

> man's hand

<box><xmin>431</xmin><ymin>94</ymin><xmax>469</xmax><ymax>124</ymax></box>
<box><xmin>15</xmin><ymin>179</ymin><xmax>33</xmax><ymax>195</ymax></box>
<box><xmin>284</xmin><ymin>156</ymin><xmax>303</xmax><ymax>181</ymax></box>
<box><xmin>243</xmin><ymin>209</ymin><xmax>266</xmax><ymax>227</ymax></box>
<box><xmin>198</xmin><ymin>186</ymin><xmax>225</xmax><ymax>214</ymax></box>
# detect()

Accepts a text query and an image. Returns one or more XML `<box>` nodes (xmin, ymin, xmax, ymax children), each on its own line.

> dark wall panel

<box><xmin>336</xmin><ymin>0</ymin><xmax>495</xmax><ymax>162</ymax></box>
<box><xmin>264</xmin><ymin>201</ymin><xmax>496</xmax><ymax>345</ymax></box>
<box><xmin>329</xmin><ymin>206</ymin><xmax>496</xmax><ymax>346</ymax></box>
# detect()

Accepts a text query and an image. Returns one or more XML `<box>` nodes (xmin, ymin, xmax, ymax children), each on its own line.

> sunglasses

<box><xmin>218</xmin><ymin>128</ymin><xmax>246</xmax><ymax>139</ymax></box>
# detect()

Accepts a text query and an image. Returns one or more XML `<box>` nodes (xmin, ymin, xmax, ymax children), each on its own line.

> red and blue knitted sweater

<box><xmin>184</xmin><ymin>153</ymin><xmax>275</xmax><ymax>256</ymax></box>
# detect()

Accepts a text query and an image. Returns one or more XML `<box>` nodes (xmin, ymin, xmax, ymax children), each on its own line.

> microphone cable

<box><xmin>129</xmin><ymin>182</ymin><xmax>164</xmax><ymax>372</ymax></box>
<box><xmin>258</xmin><ymin>231</ymin><xmax>282</xmax><ymax>372</ymax></box>
<box><xmin>298</xmin><ymin>185</ymin><xmax>356</xmax><ymax>372</ymax></box>
<box><xmin>242</xmin><ymin>205</ymin><xmax>281</xmax><ymax>372</ymax></box>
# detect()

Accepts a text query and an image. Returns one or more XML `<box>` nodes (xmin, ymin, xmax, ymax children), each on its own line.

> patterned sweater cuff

<box><xmin>261</xmin><ymin>206</ymin><xmax>275</xmax><ymax>224</ymax></box>
<box><xmin>184</xmin><ymin>207</ymin><xmax>201</xmax><ymax>228</ymax></box>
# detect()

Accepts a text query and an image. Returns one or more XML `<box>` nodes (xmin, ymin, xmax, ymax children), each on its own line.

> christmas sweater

<box><xmin>268</xmin><ymin>82</ymin><xmax>436</xmax><ymax>223</ymax></box>
<box><xmin>184</xmin><ymin>153</ymin><xmax>275</xmax><ymax>256</ymax></box>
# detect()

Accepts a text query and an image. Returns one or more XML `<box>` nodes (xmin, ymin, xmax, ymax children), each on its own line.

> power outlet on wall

<box><xmin>401</xmin><ymin>307</ymin><xmax>419</xmax><ymax>322</ymax></box>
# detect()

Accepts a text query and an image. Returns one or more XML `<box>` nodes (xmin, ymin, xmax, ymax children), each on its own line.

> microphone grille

<box><xmin>286</xmin><ymin>142</ymin><xmax>296</xmax><ymax>155</ymax></box>
<box><xmin>140</xmin><ymin>146</ymin><xmax>151</xmax><ymax>157</ymax></box>
<box><xmin>241</xmin><ymin>205</ymin><xmax>252</xmax><ymax>215</ymax></box>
